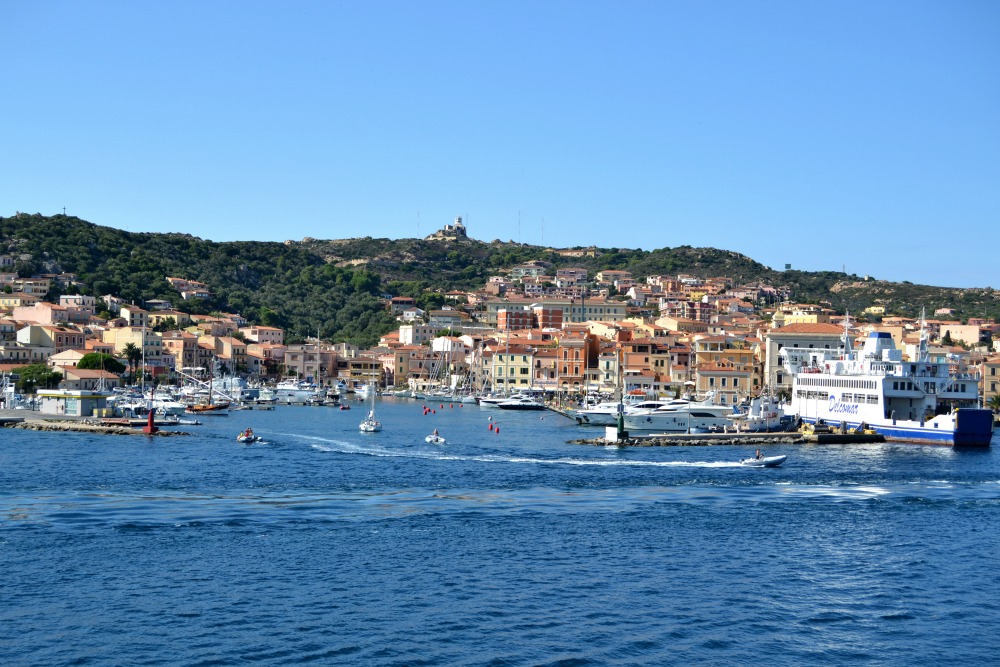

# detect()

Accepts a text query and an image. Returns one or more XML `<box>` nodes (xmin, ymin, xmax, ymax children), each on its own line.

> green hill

<box><xmin>2</xmin><ymin>213</ymin><xmax>997</xmax><ymax>347</ymax></box>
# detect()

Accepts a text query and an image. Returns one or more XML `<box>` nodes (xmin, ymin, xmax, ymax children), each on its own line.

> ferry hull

<box><xmin>798</xmin><ymin>408</ymin><xmax>993</xmax><ymax>446</ymax></box>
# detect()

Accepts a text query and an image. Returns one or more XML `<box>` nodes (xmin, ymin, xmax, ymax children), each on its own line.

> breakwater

<box><xmin>573</xmin><ymin>431</ymin><xmax>885</xmax><ymax>447</ymax></box>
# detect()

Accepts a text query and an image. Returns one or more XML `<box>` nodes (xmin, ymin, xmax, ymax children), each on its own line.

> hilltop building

<box><xmin>425</xmin><ymin>217</ymin><xmax>468</xmax><ymax>241</ymax></box>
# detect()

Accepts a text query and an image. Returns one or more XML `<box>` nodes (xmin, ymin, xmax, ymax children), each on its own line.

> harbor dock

<box><xmin>573</xmin><ymin>430</ymin><xmax>886</xmax><ymax>447</ymax></box>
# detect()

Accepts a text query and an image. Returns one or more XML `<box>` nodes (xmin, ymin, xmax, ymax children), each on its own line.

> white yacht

<box><xmin>574</xmin><ymin>395</ymin><xmax>666</xmax><ymax>426</ymax></box>
<box><xmin>623</xmin><ymin>392</ymin><xmax>734</xmax><ymax>432</ymax></box>
<box><xmin>274</xmin><ymin>379</ymin><xmax>322</xmax><ymax>404</ymax></box>
<box><xmin>495</xmin><ymin>393</ymin><xmax>547</xmax><ymax>411</ymax></box>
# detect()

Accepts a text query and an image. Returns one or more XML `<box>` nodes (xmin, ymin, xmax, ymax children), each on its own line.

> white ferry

<box><xmin>784</xmin><ymin>325</ymin><xmax>993</xmax><ymax>446</ymax></box>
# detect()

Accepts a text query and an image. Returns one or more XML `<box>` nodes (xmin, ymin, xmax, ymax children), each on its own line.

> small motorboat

<box><xmin>236</xmin><ymin>431</ymin><xmax>261</xmax><ymax>444</ymax></box>
<box><xmin>425</xmin><ymin>434</ymin><xmax>446</xmax><ymax>444</ymax></box>
<box><xmin>739</xmin><ymin>455</ymin><xmax>787</xmax><ymax>468</ymax></box>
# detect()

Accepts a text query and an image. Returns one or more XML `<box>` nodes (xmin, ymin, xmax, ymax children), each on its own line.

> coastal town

<box><xmin>2</xmin><ymin>230</ymin><xmax>1000</xmax><ymax>435</ymax></box>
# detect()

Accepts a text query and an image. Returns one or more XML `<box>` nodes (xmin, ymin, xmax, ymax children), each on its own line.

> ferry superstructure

<box><xmin>784</xmin><ymin>325</ymin><xmax>993</xmax><ymax>446</ymax></box>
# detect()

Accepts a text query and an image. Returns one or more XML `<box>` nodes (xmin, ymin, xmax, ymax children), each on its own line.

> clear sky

<box><xmin>3</xmin><ymin>1</ymin><xmax>998</xmax><ymax>288</ymax></box>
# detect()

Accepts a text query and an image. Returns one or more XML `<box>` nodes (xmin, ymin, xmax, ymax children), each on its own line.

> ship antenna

<box><xmin>842</xmin><ymin>311</ymin><xmax>852</xmax><ymax>361</ymax></box>
<box><xmin>918</xmin><ymin>307</ymin><xmax>929</xmax><ymax>362</ymax></box>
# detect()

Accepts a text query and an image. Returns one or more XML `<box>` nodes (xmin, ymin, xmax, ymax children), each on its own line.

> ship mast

<box><xmin>917</xmin><ymin>308</ymin><xmax>929</xmax><ymax>363</ymax></box>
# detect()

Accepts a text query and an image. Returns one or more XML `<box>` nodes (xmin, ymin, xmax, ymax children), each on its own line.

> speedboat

<box><xmin>236</xmin><ymin>432</ymin><xmax>261</xmax><ymax>444</ymax></box>
<box><xmin>739</xmin><ymin>455</ymin><xmax>787</xmax><ymax>468</ymax></box>
<box><xmin>425</xmin><ymin>434</ymin><xmax>446</xmax><ymax>444</ymax></box>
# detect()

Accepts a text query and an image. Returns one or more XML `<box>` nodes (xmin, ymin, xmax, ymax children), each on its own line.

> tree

<box><xmin>76</xmin><ymin>353</ymin><xmax>127</xmax><ymax>375</ymax></box>
<box><xmin>122</xmin><ymin>343</ymin><xmax>142</xmax><ymax>381</ymax></box>
<box><xmin>988</xmin><ymin>394</ymin><xmax>1000</xmax><ymax>413</ymax></box>
<box><xmin>152</xmin><ymin>316</ymin><xmax>178</xmax><ymax>332</ymax></box>
<box><xmin>14</xmin><ymin>364</ymin><xmax>63</xmax><ymax>392</ymax></box>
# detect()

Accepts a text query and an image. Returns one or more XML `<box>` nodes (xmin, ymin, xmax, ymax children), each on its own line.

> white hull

<box><xmin>739</xmin><ymin>455</ymin><xmax>786</xmax><ymax>468</ymax></box>
<box><xmin>624</xmin><ymin>411</ymin><xmax>732</xmax><ymax>432</ymax></box>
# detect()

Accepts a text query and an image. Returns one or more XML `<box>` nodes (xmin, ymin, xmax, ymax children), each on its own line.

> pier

<box><xmin>572</xmin><ymin>430</ymin><xmax>886</xmax><ymax>447</ymax></box>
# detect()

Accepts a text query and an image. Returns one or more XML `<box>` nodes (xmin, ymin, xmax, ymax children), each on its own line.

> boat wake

<box><xmin>302</xmin><ymin>435</ymin><xmax>743</xmax><ymax>468</ymax></box>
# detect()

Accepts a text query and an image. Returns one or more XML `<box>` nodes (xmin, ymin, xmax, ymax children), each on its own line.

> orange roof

<box><xmin>769</xmin><ymin>323</ymin><xmax>844</xmax><ymax>334</ymax></box>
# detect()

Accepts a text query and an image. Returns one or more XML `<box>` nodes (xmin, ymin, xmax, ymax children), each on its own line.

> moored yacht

<box><xmin>496</xmin><ymin>395</ymin><xmax>546</xmax><ymax>411</ymax></box>
<box><xmin>622</xmin><ymin>392</ymin><xmax>734</xmax><ymax>432</ymax></box>
<box><xmin>274</xmin><ymin>379</ymin><xmax>322</xmax><ymax>404</ymax></box>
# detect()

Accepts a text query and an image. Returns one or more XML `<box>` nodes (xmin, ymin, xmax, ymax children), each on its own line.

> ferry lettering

<box><xmin>827</xmin><ymin>398</ymin><xmax>859</xmax><ymax>415</ymax></box>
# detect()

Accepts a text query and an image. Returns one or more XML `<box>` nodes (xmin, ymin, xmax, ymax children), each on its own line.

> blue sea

<box><xmin>3</xmin><ymin>399</ymin><xmax>1000</xmax><ymax>666</ymax></box>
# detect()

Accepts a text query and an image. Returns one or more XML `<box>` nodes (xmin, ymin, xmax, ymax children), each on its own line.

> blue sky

<box><xmin>3</xmin><ymin>1</ymin><xmax>997</xmax><ymax>288</ymax></box>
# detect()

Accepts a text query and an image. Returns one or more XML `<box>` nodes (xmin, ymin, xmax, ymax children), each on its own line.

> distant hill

<box><xmin>1</xmin><ymin>214</ymin><xmax>998</xmax><ymax>346</ymax></box>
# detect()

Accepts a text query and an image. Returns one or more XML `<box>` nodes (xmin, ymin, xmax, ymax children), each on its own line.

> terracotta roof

<box><xmin>769</xmin><ymin>323</ymin><xmax>844</xmax><ymax>334</ymax></box>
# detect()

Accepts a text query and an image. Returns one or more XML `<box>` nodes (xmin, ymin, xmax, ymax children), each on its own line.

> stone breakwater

<box><xmin>5</xmin><ymin>419</ymin><xmax>188</xmax><ymax>436</ymax></box>
<box><xmin>571</xmin><ymin>432</ymin><xmax>884</xmax><ymax>447</ymax></box>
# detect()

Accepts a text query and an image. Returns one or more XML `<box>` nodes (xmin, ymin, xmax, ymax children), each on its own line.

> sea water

<box><xmin>2</xmin><ymin>399</ymin><xmax>1000</xmax><ymax>666</ymax></box>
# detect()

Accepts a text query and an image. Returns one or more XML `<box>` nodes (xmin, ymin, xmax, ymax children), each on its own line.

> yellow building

<box><xmin>692</xmin><ymin>335</ymin><xmax>756</xmax><ymax>404</ymax></box>
<box><xmin>492</xmin><ymin>344</ymin><xmax>535</xmax><ymax>390</ymax></box>
<box><xmin>780</xmin><ymin>304</ymin><xmax>832</xmax><ymax>325</ymax></box>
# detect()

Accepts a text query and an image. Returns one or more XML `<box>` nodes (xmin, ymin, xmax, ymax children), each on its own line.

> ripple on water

<box><xmin>3</xmin><ymin>407</ymin><xmax>1000</xmax><ymax>666</ymax></box>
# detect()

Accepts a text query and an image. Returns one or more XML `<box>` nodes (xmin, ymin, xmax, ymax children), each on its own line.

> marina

<box><xmin>3</xmin><ymin>393</ymin><xmax>1000</xmax><ymax>666</ymax></box>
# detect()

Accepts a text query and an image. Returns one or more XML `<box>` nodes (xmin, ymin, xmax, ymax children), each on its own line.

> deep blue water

<box><xmin>2</xmin><ymin>398</ymin><xmax>1000</xmax><ymax>666</ymax></box>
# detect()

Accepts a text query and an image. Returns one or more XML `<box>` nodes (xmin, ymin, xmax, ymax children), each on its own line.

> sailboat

<box><xmin>359</xmin><ymin>372</ymin><xmax>382</xmax><ymax>432</ymax></box>
<box><xmin>187</xmin><ymin>357</ymin><xmax>231</xmax><ymax>415</ymax></box>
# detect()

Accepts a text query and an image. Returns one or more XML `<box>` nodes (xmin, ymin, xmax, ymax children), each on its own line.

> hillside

<box><xmin>2</xmin><ymin>214</ymin><xmax>998</xmax><ymax>346</ymax></box>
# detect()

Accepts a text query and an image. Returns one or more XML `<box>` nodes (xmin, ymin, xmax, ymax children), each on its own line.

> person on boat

<box><xmin>433</xmin><ymin>428</ymin><xmax>439</xmax><ymax>437</ymax></box>
<box><xmin>755</xmin><ymin>449</ymin><xmax>762</xmax><ymax>460</ymax></box>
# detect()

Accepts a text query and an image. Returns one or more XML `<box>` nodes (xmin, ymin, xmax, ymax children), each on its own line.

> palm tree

<box><xmin>987</xmin><ymin>394</ymin><xmax>1000</xmax><ymax>413</ymax></box>
<box><xmin>122</xmin><ymin>343</ymin><xmax>141</xmax><ymax>384</ymax></box>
